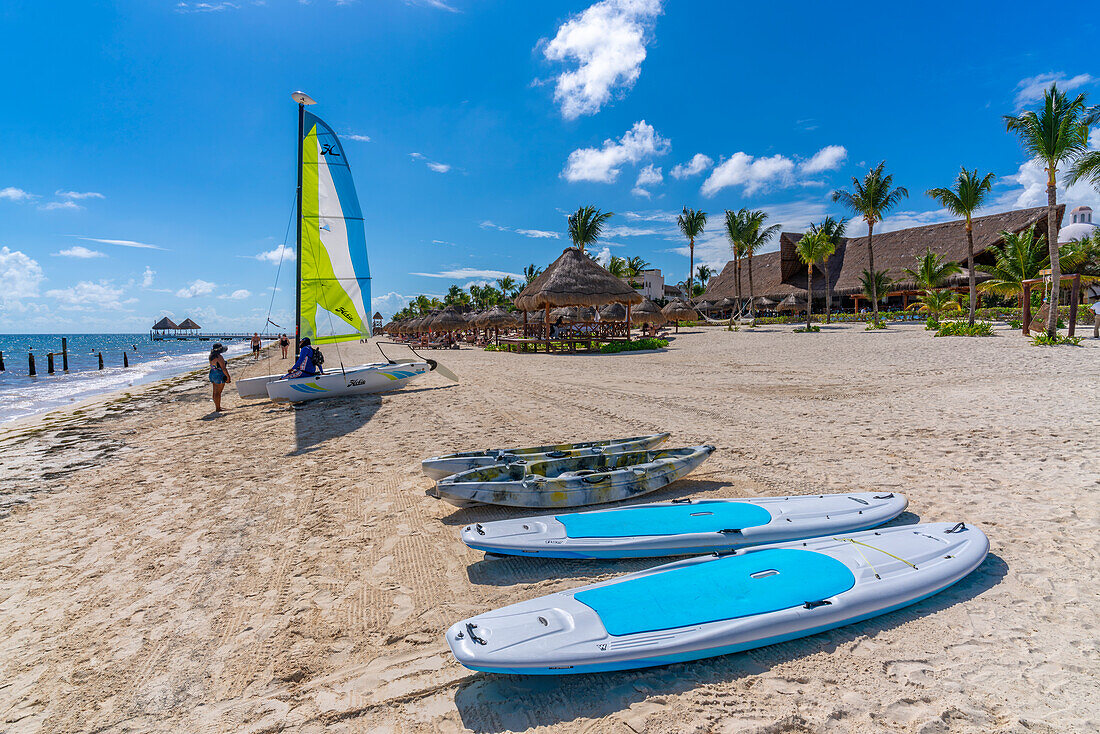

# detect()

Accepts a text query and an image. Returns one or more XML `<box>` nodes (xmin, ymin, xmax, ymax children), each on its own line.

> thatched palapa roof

<box><xmin>513</xmin><ymin>247</ymin><xmax>644</xmax><ymax>311</ymax></box>
<box><xmin>600</xmin><ymin>303</ymin><xmax>627</xmax><ymax>321</ymax></box>
<box><xmin>777</xmin><ymin>294</ymin><xmax>806</xmax><ymax>312</ymax></box>
<box><xmin>662</xmin><ymin>299</ymin><xmax>698</xmax><ymax>321</ymax></box>
<box><xmin>430</xmin><ymin>307</ymin><xmax>467</xmax><ymax>332</ymax></box>
<box><xmin>176</xmin><ymin>318</ymin><xmax>201</xmax><ymax>330</ymax></box>
<box><xmin>152</xmin><ymin>316</ymin><xmax>178</xmax><ymax>330</ymax></box>
<box><xmin>631</xmin><ymin>298</ymin><xmax>666</xmax><ymax>325</ymax></box>
<box><xmin>480</xmin><ymin>305</ymin><xmax>519</xmax><ymax>327</ymax></box>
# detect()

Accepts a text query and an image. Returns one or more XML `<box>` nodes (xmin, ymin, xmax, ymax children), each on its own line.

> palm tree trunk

<box><xmin>747</xmin><ymin>254</ymin><xmax>755</xmax><ymax>318</ymax></box>
<box><xmin>807</xmin><ymin>267</ymin><xmax>813</xmax><ymax>331</ymax></box>
<box><xmin>824</xmin><ymin>256</ymin><xmax>832</xmax><ymax>323</ymax></box>
<box><xmin>1045</xmin><ymin>178</ymin><xmax>1060</xmax><ymax>338</ymax></box>
<box><xmin>688</xmin><ymin>239</ymin><xmax>695</xmax><ymax>299</ymax></box>
<box><xmin>736</xmin><ymin>257</ymin><xmax>743</xmax><ymax>306</ymax></box>
<box><xmin>867</xmin><ymin>222</ymin><xmax>879</xmax><ymax>324</ymax></box>
<box><xmin>966</xmin><ymin>221</ymin><xmax>977</xmax><ymax>326</ymax></box>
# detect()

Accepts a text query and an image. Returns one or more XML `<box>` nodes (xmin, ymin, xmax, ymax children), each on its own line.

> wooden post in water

<box><xmin>0</xmin><ymin>351</ymin><xmax>5</xmax><ymax>371</ymax></box>
<box><xmin>98</xmin><ymin>352</ymin><xmax>104</xmax><ymax>370</ymax></box>
<box><xmin>47</xmin><ymin>353</ymin><xmax>55</xmax><ymax>374</ymax></box>
<box><xmin>123</xmin><ymin>352</ymin><xmax>129</xmax><ymax>368</ymax></box>
<box><xmin>29</xmin><ymin>353</ymin><xmax>36</xmax><ymax>376</ymax></box>
<box><xmin>62</xmin><ymin>337</ymin><xmax>69</xmax><ymax>371</ymax></box>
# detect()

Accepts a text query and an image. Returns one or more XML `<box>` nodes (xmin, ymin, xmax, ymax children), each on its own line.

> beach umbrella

<box><xmin>599</xmin><ymin>303</ymin><xmax>627</xmax><ymax>321</ymax></box>
<box><xmin>753</xmin><ymin>296</ymin><xmax>777</xmax><ymax>309</ymax></box>
<box><xmin>575</xmin><ymin>306</ymin><xmax>597</xmax><ymax>322</ymax></box>
<box><xmin>550</xmin><ymin>306</ymin><xmax>577</xmax><ymax>321</ymax></box>
<box><xmin>662</xmin><ymin>299</ymin><xmax>698</xmax><ymax>333</ymax></box>
<box><xmin>483</xmin><ymin>305</ymin><xmax>520</xmax><ymax>327</ymax></box>
<box><xmin>630</xmin><ymin>298</ymin><xmax>666</xmax><ymax>325</ymax></box>
<box><xmin>430</xmin><ymin>306</ymin><xmax>468</xmax><ymax>332</ymax></box>
<box><xmin>776</xmin><ymin>294</ymin><xmax>806</xmax><ymax>313</ymax></box>
<box><xmin>513</xmin><ymin>247</ymin><xmax>644</xmax><ymax>313</ymax></box>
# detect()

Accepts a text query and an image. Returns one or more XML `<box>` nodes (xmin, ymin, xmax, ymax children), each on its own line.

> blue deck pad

<box><xmin>574</xmin><ymin>549</ymin><xmax>856</xmax><ymax>636</ymax></box>
<box><xmin>557</xmin><ymin>501</ymin><xmax>773</xmax><ymax>539</ymax></box>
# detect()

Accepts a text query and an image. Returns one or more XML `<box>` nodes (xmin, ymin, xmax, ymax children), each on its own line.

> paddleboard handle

<box><xmin>803</xmin><ymin>600</ymin><xmax>833</xmax><ymax>610</ymax></box>
<box><xmin>873</xmin><ymin>493</ymin><xmax>895</xmax><ymax>499</ymax></box>
<box><xmin>671</xmin><ymin>498</ymin><xmax>693</xmax><ymax>504</ymax></box>
<box><xmin>945</xmin><ymin>522</ymin><xmax>967</xmax><ymax>534</ymax></box>
<box><xmin>717</xmin><ymin>528</ymin><xmax>743</xmax><ymax>535</ymax></box>
<box><xmin>465</xmin><ymin>623</ymin><xmax>487</xmax><ymax>645</ymax></box>
<box><xmin>474</xmin><ymin>523</ymin><xmax>486</xmax><ymax>536</ymax></box>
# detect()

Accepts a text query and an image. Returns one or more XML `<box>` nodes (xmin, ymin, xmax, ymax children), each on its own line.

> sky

<box><xmin>1</xmin><ymin>0</ymin><xmax>1098</xmax><ymax>333</ymax></box>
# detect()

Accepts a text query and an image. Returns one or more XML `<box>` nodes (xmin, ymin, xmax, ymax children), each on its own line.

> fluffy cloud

<box><xmin>54</xmin><ymin>246</ymin><xmax>106</xmax><ymax>259</ymax></box>
<box><xmin>343</xmin><ymin>133</ymin><xmax>371</xmax><ymax>142</ymax></box>
<box><xmin>255</xmin><ymin>245</ymin><xmax>295</xmax><ymax>265</ymax></box>
<box><xmin>591</xmin><ymin>246</ymin><xmax>612</xmax><ymax>267</ymax></box>
<box><xmin>481</xmin><ymin>220</ymin><xmax>560</xmax><ymax>239</ymax></box>
<box><xmin>701</xmin><ymin>152</ymin><xmax>796</xmax><ymax>196</ymax></box>
<box><xmin>175</xmin><ymin>2</ymin><xmax>240</xmax><ymax>13</ymax></box>
<box><xmin>372</xmin><ymin>290</ymin><xmax>418</xmax><ymax>318</ymax></box>
<box><xmin>670</xmin><ymin>154</ymin><xmax>713</xmax><ymax>179</ymax></box>
<box><xmin>542</xmin><ymin>0</ymin><xmax>662</xmax><ymax>119</ymax></box>
<box><xmin>800</xmin><ymin>145</ymin><xmax>847</xmax><ymax>174</ymax></box>
<box><xmin>410</xmin><ymin>267</ymin><xmax>522</xmax><ymax>279</ymax></box>
<box><xmin>141</xmin><ymin>266</ymin><xmax>156</xmax><ymax>288</ymax></box>
<box><xmin>219</xmin><ymin>289</ymin><xmax>252</xmax><ymax>300</ymax></box>
<box><xmin>562</xmin><ymin>120</ymin><xmax>669</xmax><ymax>183</ymax></box>
<box><xmin>40</xmin><ymin>200</ymin><xmax>83</xmax><ymax>212</ymax></box>
<box><xmin>403</xmin><ymin>0</ymin><xmax>458</xmax><ymax>11</ymax></box>
<box><xmin>631</xmin><ymin>164</ymin><xmax>663</xmax><ymax>198</ymax></box>
<box><xmin>0</xmin><ymin>247</ymin><xmax>45</xmax><ymax>301</ymax></box>
<box><xmin>45</xmin><ymin>280</ymin><xmax>133</xmax><ymax>311</ymax></box>
<box><xmin>410</xmin><ymin>152</ymin><xmax>451</xmax><ymax>173</ymax></box>
<box><xmin>1014</xmin><ymin>72</ymin><xmax>1094</xmax><ymax>109</ymax></box>
<box><xmin>175</xmin><ymin>279</ymin><xmax>217</xmax><ymax>299</ymax></box>
<box><xmin>0</xmin><ymin>187</ymin><xmax>36</xmax><ymax>202</ymax></box>
<box><xmin>55</xmin><ymin>190</ymin><xmax>105</xmax><ymax>200</ymax></box>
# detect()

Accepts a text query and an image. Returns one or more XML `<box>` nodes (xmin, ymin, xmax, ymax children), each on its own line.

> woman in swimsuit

<box><xmin>208</xmin><ymin>343</ymin><xmax>231</xmax><ymax>412</ymax></box>
<box><xmin>280</xmin><ymin>333</ymin><xmax>290</xmax><ymax>359</ymax></box>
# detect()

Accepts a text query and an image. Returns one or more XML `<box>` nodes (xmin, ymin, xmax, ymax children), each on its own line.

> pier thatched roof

<box><xmin>152</xmin><ymin>317</ymin><xmax>178</xmax><ymax>331</ymax></box>
<box><xmin>176</xmin><ymin>318</ymin><xmax>201</xmax><ymax>330</ymax></box>
<box><xmin>514</xmin><ymin>247</ymin><xmax>643</xmax><ymax>311</ymax></box>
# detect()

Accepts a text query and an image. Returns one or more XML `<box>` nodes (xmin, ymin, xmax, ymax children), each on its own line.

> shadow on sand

<box><xmin>453</xmin><ymin>552</ymin><xmax>1009</xmax><ymax>733</ymax></box>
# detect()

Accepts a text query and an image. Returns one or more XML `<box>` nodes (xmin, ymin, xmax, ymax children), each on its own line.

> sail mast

<box><xmin>291</xmin><ymin>91</ymin><xmax>316</xmax><ymax>352</ymax></box>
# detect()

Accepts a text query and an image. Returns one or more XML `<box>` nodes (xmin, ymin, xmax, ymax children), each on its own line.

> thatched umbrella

<box><xmin>630</xmin><ymin>299</ymin><xmax>666</xmax><ymax>336</ymax></box>
<box><xmin>575</xmin><ymin>306</ymin><xmax>597</xmax><ymax>322</ymax></box>
<box><xmin>481</xmin><ymin>305</ymin><xmax>519</xmax><ymax>343</ymax></box>
<box><xmin>513</xmin><ymin>246</ymin><xmax>643</xmax><ymax>337</ymax></box>
<box><xmin>776</xmin><ymin>294</ymin><xmax>806</xmax><ymax>313</ymax></box>
<box><xmin>662</xmin><ymin>299</ymin><xmax>698</xmax><ymax>332</ymax></box>
<box><xmin>550</xmin><ymin>306</ymin><xmax>576</xmax><ymax>321</ymax></box>
<box><xmin>600</xmin><ymin>303</ymin><xmax>627</xmax><ymax>321</ymax></box>
<box><xmin>430</xmin><ymin>306</ymin><xmax>467</xmax><ymax>332</ymax></box>
<box><xmin>753</xmin><ymin>296</ymin><xmax>777</xmax><ymax>310</ymax></box>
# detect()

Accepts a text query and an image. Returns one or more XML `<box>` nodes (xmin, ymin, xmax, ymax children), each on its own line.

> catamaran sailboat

<box><xmin>237</xmin><ymin>91</ymin><xmax>455</xmax><ymax>402</ymax></box>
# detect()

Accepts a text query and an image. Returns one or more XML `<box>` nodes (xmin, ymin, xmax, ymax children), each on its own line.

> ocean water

<box><xmin>0</xmin><ymin>334</ymin><xmax>252</xmax><ymax>425</ymax></box>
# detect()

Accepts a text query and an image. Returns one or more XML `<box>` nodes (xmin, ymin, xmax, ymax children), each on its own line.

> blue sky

<box><xmin>1</xmin><ymin>0</ymin><xmax>1097</xmax><ymax>333</ymax></box>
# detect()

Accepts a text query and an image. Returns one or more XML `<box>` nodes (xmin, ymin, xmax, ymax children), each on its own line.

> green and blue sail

<box><xmin>298</xmin><ymin>111</ymin><xmax>371</xmax><ymax>345</ymax></box>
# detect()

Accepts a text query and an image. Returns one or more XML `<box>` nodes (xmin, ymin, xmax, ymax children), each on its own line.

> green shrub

<box><xmin>1030</xmin><ymin>333</ymin><xmax>1082</xmax><ymax>346</ymax></box>
<box><xmin>865</xmin><ymin>320</ymin><xmax>887</xmax><ymax>331</ymax></box>
<box><xmin>793</xmin><ymin>325</ymin><xmax>821</xmax><ymax>333</ymax></box>
<box><xmin>935</xmin><ymin>320</ymin><xmax>994</xmax><ymax>337</ymax></box>
<box><xmin>1007</xmin><ymin>318</ymin><xmax>1022</xmax><ymax>329</ymax></box>
<box><xmin>924</xmin><ymin>314</ymin><xmax>940</xmax><ymax>331</ymax></box>
<box><xmin>483</xmin><ymin>344</ymin><xmax>506</xmax><ymax>352</ymax></box>
<box><xmin>599</xmin><ymin>338</ymin><xmax>669</xmax><ymax>354</ymax></box>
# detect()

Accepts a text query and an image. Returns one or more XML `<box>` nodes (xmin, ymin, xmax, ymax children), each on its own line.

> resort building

<box><xmin>621</xmin><ymin>268</ymin><xmax>665</xmax><ymax>300</ymax></box>
<box><xmin>700</xmin><ymin>205</ymin><xmax>1063</xmax><ymax>311</ymax></box>
<box><xmin>1058</xmin><ymin>205</ymin><xmax>1098</xmax><ymax>243</ymax></box>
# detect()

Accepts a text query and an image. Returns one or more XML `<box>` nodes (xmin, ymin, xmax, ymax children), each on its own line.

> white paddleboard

<box><xmin>236</xmin><ymin>373</ymin><xmax>283</xmax><ymax>398</ymax></box>
<box><xmin>446</xmin><ymin>522</ymin><xmax>988</xmax><ymax>674</ymax></box>
<box><xmin>461</xmin><ymin>492</ymin><xmax>908</xmax><ymax>558</ymax></box>
<box><xmin>266</xmin><ymin>361</ymin><xmax>431</xmax><ymax>402</ymax></box>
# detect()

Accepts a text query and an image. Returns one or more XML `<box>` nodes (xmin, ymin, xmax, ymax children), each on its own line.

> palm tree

<box><xmin>796</xmin><ymin>226</ymin><xmax>836</xmax><ymax>330</ymax></box>
<box><xmin>814</xmin><ymin>215</ymin><xmax>847</xmax><ymax>322</ymax></box>
<box><xmin>908</xmin><ymin>288</ymin><xmax>962</xmax><ymax>327</ymax></box>
<box><xmin>1060</xmin><ymin>231</ymin><xmax>1100</xmax><ymax>276</ymax></box>
<box><xmin>926</xmin><ymin>168</ymin><xmax>996</xmax><ymax>325</ymax></box>
<box><xmin>677</xmin><ymin>207</ymin><xmax>707</xmax><ymax>297</ymax></box>
<box><xmin>413</xmin><ymin>294</ymin><xmax>434</xmax><ymax>315</ymax></box>
<box><xmin>859</xmin><ymin>269</ymin><xmax>893</xmax><ymax>307</ymax></box>
<box><xmin>977</xmin><ymin>225</ymin><xmax>1049</xmax><ymax>306</ymax></box>
<box><xmin>723</xmin><ymin>209</ymin><xmax>749</xmax><ymax>305</ymax></box>
<box><xmin>606</xmin><ymin>255</ymin><xmax>628</xmax><ymax>278</ymax></box>
<box><xmin>444</xmin><ymin>284</ymin><xmax>465</xmax><ymax>307</ymax></box>
<box><xmin>1004</xmin><ymin>84</ymin><xmax>1096</xmax><ymax>337</ymax></box>
<box><xmin>626</xmin><ymin>256</ymin><xmax>651</xmax><ymax>277</ymax></box>
<box><xmin>832</xmin><ymin>162</ymin><xmax>909</xmax><ymax>325</ymax></box>
<box><xmin>495</xmin><ymin>276</ymin><xmax>517</xmax><ymax>298</ymax></box>
<box><xmin>696</xmin><ymin>264</ymin><xmax>714</xmax><ymax>291</ymax></box>
<box><xmin>742</xmin><ymin>210</ymin><xmax>780</xmax><ymax>317</ymax></box>
<box><xmin>567</xmin><ymin>205</ymin><xmax>613</xmax><ymax>252</ymax></box>
<box><xmin>523</xmin><ymin>263</ymin><xmax>543</xmax><ymax>285</ymax></box>
<box><xmin>903</xmin><ymin>249</ymin><xmax>962</xmax><ymax>290</ymax></box>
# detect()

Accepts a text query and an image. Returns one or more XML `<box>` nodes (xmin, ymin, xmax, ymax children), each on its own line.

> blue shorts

<box><xmin>209</xmin><ymin>367</ymin><xmax>227</xmax><ymax>384</ymax></box>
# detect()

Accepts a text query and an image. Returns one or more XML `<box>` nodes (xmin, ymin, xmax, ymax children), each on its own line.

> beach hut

<box><xmin>480</xmin><ymin>305</ymin><xmax>520</xmax><ymax>344</ymax></box>
<box><xmin>177</xmin><ymin>318</ymin><xmax>201</xmax><ymax>331</ymax></box>
<box><xmin>777</xmin><ymin>294</ymin><xmax>806</xmax><ymax>313</ymax></box>
<box><xmin>151</xmin><ymin>316</ymin><xmax>178</xmax><ymax>338</ymax></box>
<box><xmin>513</xmin><ymin>246</ymin><xmax>643</xmax><ymax>342</ymax></box>
<box><xmin>430</xmin><ymin>306</ymin><xmax>467</xmax><ymax>334</ymax></box>
<box><xmin>661</xmin><ymin>299</ymin><xmax>698</xmax><ymax>332</ymax></box>
<box><xmin>599</xmin><ymin>303</ymin><xmax>627</xmax><ymax>321</ymax></box>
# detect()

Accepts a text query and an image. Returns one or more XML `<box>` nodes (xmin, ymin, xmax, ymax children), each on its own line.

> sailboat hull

<box><xmin>265</xmin><ymin>361</ymin><xmax>431</xmax><ymax>402</ymax></box>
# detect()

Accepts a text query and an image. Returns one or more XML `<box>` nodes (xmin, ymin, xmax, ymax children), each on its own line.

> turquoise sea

<box><xmin>0</xmin><ymin>334</ymin><xmax>251</xmax><ymax>424</ymax></box>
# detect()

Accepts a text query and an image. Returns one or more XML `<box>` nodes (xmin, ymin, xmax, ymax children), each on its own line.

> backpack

<box><xmin>311</xmin><ymin>347</ymin><xmax>325</xmax><ymax>367</ymax></box>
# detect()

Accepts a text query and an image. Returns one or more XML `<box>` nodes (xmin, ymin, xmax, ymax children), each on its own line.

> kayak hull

<box><xmin>446</xmin><ymin>522</ymin><xmax>988</xmax><ymax>674</ymax></box>
<box><xmin>421</xmin><ymin>433</ymin><xmax>671</xmax><ymax>480</ymax></box>
<box><xmin>433</xmin><ymin>445</ymin><xmax>715</xmax><ymax>508</ymax></box>
<box><xmin>236</xmin><ymin>373</ymin><xmax>284</xmax><ymax>398</ymax></box>
<box><xmin>461</xmin><ymin>491</ymin><xmax>909</xmax><ymax>558</ymax></box>
<box><xmin>265</xmin><ymin>362</ymin><xmax>431</xmax><ymax>402</ymax></box>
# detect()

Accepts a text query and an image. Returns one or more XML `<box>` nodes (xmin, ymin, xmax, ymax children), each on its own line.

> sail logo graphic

<box><xmin>334</xmin><ymin>305</ymin><xmax>356</xmax><ymax>323</ymax></box>
<box><xmin>321</xmin><ymin>143</ymin><xmax>341</xmax><ymax>157</ymax></box>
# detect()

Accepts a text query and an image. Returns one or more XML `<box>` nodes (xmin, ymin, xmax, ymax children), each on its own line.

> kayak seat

<box><xmin>557</xmin><ymin>501</ymin><xmax>773</xmax><ymax>539</ymax></box>
<box><xmin>573</xmin><ymin>548</ymin><xmax>855</xmax><ymax>636</ymax></box>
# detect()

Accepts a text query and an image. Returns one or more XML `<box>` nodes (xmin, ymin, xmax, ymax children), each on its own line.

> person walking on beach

<box><xmin>1091</xmin><ymin>298</ymin><xmax>1100</xmax><ymax>338</ymax></box>
<box><xmin>279</xmin><ymin>333</ymin><xmax>290</xmax><ymax>358</ymax></box>
<box><xmin>208</xmin><ymin>343</ymin><xmax>231</xmax><ymax>412</ymax></box>
<box><xmin>251</xmin><ymin>332</ymin><xmax>261</xmax><ymax>356</ymax></box>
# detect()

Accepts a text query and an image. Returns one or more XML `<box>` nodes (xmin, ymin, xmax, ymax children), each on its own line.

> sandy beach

<box><xmin>1</xmin><ymin>324</ymin><xmax>1097</xmax><ymax>733</ymax></box>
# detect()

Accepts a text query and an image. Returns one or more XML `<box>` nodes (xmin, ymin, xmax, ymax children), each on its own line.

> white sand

<box><xmin>0</xmin><ymin>324</ymin><xmax>1097</xmax><ymax>733</ymax></box>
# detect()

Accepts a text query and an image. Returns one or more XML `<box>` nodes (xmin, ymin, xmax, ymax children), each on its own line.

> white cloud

<box><xmin>372</xmin><ymin>290</ymin><xmax>419</xmax><ymax>318</ymax></box>
<box><xmin>541</xmin><ymin>0</ymin><xmax>662</xmax><ymax>119</ymax></box>
<box><xmin>591</xmin><ymin>246</ymin><xmax>612</xmax><ymax>267</ymax></box>
<box><xmin>0</xmin><ymin>187</ymin><xmax>36</xmax><ymax>202</ymax></box>
<box><xmin>54</xmin><ymin>246</ymin><xmax>106</xmax><ymax>259</ymax></box>
<box><xmin>605</xmin><ymin>224</ymin><xmax>668</xmax><ymax>237</ymax></box>
<box><xmin>73</xmin><ymin>236</ymin><xmax>166</xmax><ymax>251</ymax></box>
<box><xmin>701</xmin><ymin>152</ymin><xmax>796</xmax><ymax>196</ymax></box>
<box><xmin>631</xmin><ymin>164</ymin><xmax>663</xmax><ymax>197</ymax></box>
<box><xmin>343</xmin><ymin>133</ymin><xmax>371</xmax><ymax>142</ymax></box>
<box><xmin>141</xmin><ymin>266</ymin><xmax>156</xmax><ymax>288</ymax></box>
<box><xmin>800</xmin><ymin>145</ymin><xmax>847</xmax><ymax>174</ymax></box>
<box><xmin>562</xmin><ymin>120</ymin><xmax>669</xmax><ymax>183</ymax></box>
<box><xmin>515</xmin><ymin>228</ymin><xmax>559</xmax><ymax>239</ymax></box>
<box><xmin>670</xmin><ymin>154</ymin><xmax>713</xmax><ymax>179</ymax></box>
<box><xmin>39</xmin><ymin>200</ymin><xmax>83</xmax><ymax>211</ymax></box>
<box><xmin>403</xmin><ymin>0</ymin><xmax>458</xmax><ymax>11</ymax></box>
<box><xmin>175</xmin><ymin>279</ymin><xmax>217</xmax><ymax>299</ymax></box>
<box><xmin>0</xmin><ymin>247</ymin><xmax>44</xmax><ymax>301</ymax></box>
<box><xmin>55</xmin><ymin>190</ymin><xmax>105</xmax><ymax>200</ymax></box>
<box><xmin>45</xmin><ymin>280</ymin><xmax>133</xmax><ymax>311</ymax></box>
<box><xmin>410</xmin><ymin>152</ymin><xmax>451</xmax><ymax>173</ymax></box>
<box><xmin>845</xmin><ymin>209</ymin><xmax>952</xmax><ymax>237</ymax></box>
<box><xmin>175</xmin><ymin>2</ymin><xmax>240</xmax><ymax>13</ymax></box>
<box><xmin>410</xmin><ymin>267</ymin><xmax>522</xmax><ymax>280</ymax></box>
<box><xmin>219</xmin><ymin>289</ymin><xmax>252</xmax><ymax>300</ymax></box>
<box><xmin>255</xmin><ymin>245</ymin><xmax>295</xmax><ymax>264</ymax></box>
<box><xmin>1014</xmin><ymin>72</ymin><xmax>1094</xmax><ymax>109</ymax></box>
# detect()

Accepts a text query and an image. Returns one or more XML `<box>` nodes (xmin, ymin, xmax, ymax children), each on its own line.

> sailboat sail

<box><xmin>299</xmin><ymin>111</ymin><xmax>371</xmax><ymax>345</ymax></box>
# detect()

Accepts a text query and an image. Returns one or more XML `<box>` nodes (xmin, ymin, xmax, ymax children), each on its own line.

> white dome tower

<box><xmin>1059</xmin><ymin>205</ymin><xmax>1098</xmax><ymax>242</ymax></box>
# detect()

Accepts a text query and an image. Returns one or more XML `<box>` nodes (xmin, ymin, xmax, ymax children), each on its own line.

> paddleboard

<box><xmin>422</xmin><ymin>433</ymin><xmax>671</xmax><ymax>480</ymax></box>
<box><xmin>433</xmin><ymin>445</ymin><xmax>715</xmax><ymax>508</ymax></box>
<box><xmin>461</xmin><ymin>491</ymin><xmax>908</xmax><ymax>558</ymax></box>
<box><xmin>446</xmin><ymin>522</ymin><xmax>988</xmax><ymax>674</ymax></box>
<box><xmin>266</xmin><ymin>361</ymin><xmax>431</xmax><ymax>402</ymax></box>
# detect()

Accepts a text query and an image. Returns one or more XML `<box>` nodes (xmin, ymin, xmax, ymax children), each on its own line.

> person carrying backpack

<box><xmin>286</xmin><ymin>337</ymin><xmax>324</xmax><ymax>378</ymax></box>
